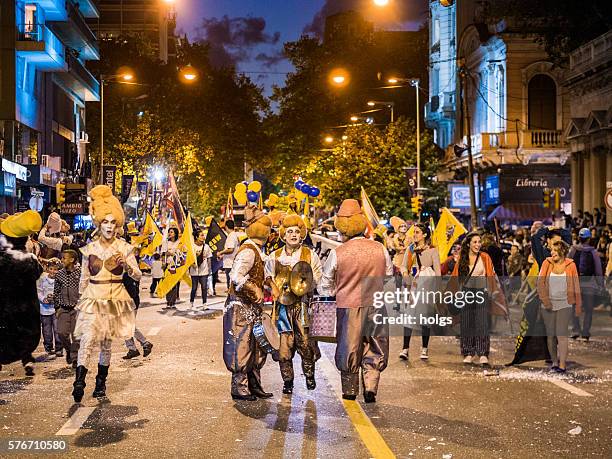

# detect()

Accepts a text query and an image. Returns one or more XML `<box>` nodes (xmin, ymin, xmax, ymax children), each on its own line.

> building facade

<box><xmin>563</xmin><ymin>30</ymin><xmax>612</xmax><ymax>224</ymax></box>
<box><xmin>0</xmin><ymin>0</ymin><xmax>100</xmax><ymax>213</ymax></box>
<box><xmin>89</xmin><ymin>0</ymin><xmax>176</xmax><ymax>63</ymax></box>
<box><xmin>427</xmin><ymin>0</ymin><xmax>572</xmax><ymax>225</ymax></box>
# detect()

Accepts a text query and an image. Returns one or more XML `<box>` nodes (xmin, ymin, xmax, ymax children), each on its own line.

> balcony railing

<box><xmin>522</xmin><ymin>129</ymin><xmax>563</xmax><ymax>148</ymax></box>
<box><xmin>17</xmin><ymin>23</ymin><xmax>42</xmax><ymax>41</ymax></box>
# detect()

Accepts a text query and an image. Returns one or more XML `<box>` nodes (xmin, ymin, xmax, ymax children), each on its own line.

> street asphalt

<box><xmin>0</xmin><ymin>275</ymin><xmax>610</xmax><ymax>458</ymax></box>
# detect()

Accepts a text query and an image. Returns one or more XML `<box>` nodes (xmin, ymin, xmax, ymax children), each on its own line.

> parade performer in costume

<box><xmin>223</xmin><ymin>205</ymin><xmax>277</xmax><ymax>401</ymax></box>
<box><xmin>72</xmin><ymin>185</ymin><xmax>140</xmax><ymax>402</ymax></box>
<box><xmin>320</xmin><ymin>199</ymin><xmax>393</xmax><ymax>402</ymax></box>
<box><xmin>0</xmin><ymin>211</ymin><xmax>43</xmax><ymax>376</ymax></box>
<box><xmin>265</xmin><ymin>214</ymin><xmax>322</xmax><ymax>394</ymax></box>
<box><xmin>162</xmin><ymin>226</ymin><xmax>181</xmax><ymax>309</ymax></box>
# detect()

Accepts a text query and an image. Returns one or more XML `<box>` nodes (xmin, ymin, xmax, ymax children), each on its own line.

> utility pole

<box><xmin>459</xmin><ymin>64</ymin><xmax>478</xmax><ymax>229</ymax></box>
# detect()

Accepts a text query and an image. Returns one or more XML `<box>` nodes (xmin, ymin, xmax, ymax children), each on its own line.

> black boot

<box><xmin>231</xmin><ymin>393</ymin><xmax>257</xmax><ymax>401</ymax></box>
<box><xmin>142</xmin><ymin>341</ymin><xmax>153</xmax><ymax>357</ymax></box>
<box><xmin>92</xmin><ymin>364</ymin><xmax>109</xmax><ymax>398</ymax></box>
<box><xmin>248</xmin><ymin>372</ymin><xmax>273</xmax><ymax>399</ymax></box>
<box><xmin>342</xmin><ymin>394</ymin><xmax>357</xmax><ymax>401</ymax></box>
<box><xmin>283</xmin><ymin>380</ymin><xmax>294</xmax><ymax>394</ymax></box>
<box><xmin>363</xmin><ymin>391</ymin><xmax>377</xmax><ymax>403</ymax></box>
<box><xmin>122</xmin><ymin>349</ymin><xmax>140</xmax><ymax>360</ymax></box>
<box><xmin>72</xmin><ymin>366</ymin><xmax>88</xmax><ymax>403</ymax></box>
<box><xmin>306</xmin><ymin>376</ymin><xmax>316</xmax><ymax>390</ymax></box>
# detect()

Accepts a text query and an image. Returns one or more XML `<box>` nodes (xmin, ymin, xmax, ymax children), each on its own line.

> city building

<box><xmin>427</xmin><ymin>0</ymin><xmax>573</xmax><ymax>225</ymax></box>
<box><xmin>563</xmin><ymin>30</ymin><xmax>612</xmax><ymax>224</ymax></box>
<box><xmin>89</xmin><ymin>0</ymin><xmax>177</xmax><ymax>63</ymax></box>
<box><xmin>0</xmin><ymin>0</ymin><xmax>100</xmax><ymax>213</ymax></box>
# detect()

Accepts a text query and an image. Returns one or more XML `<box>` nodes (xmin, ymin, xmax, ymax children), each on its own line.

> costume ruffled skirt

<box><xmin>74</xmin><ymin>298</ymin><xmax>136</xmax><ymax>341</ymax></box>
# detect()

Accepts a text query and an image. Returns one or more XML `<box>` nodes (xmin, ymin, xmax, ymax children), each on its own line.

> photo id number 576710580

<box><xmin>1</xmin><ymin>439</ymin><xmax>68</xmax><ymax>453</ymax></box>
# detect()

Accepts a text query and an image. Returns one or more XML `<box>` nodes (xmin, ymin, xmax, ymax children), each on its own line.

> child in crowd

<box><xmin>53</xmin><ymin>249</ymin><xmax>81</xmax><ymax>367</ymax></box>
<box><xmin>150</xmin><ymin>253</ymin><xmax>163</xmax><ymax>297</ymax></box>
<box><xmin>37</xmin><ymin>258</ymin><xmax>63</xmax><ymax>357</ymax></box>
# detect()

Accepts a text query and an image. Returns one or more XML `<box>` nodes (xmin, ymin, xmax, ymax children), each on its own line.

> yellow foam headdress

<box><xmin>268</xmin><ymin>210</ymin><xmax>286</xmax><ymax>227</ymax></box>
<box><xmin>126</xmin><ymin>221</ymin><xmax>139</xmax><ymax>235</ymax></box>
<box><xmin>0</xmin><ymin>210</ymin><xmax>43</xmax><ymax>238</ymax></box>
<box><xmin>334</xmin><ymin>199</ymin><xmax>366</xmax><ymax>237</ymax></box>
<box><xmin>89</xmin><ymin>185</ymin><xmax>125</xmax><ymax>227</ymax></box>
<box><xmin>244</xmin><ymin>204</ymin><xmax>272</xmax><ymax>241</ymax></box>
<box><xmin>374</xmin><ymin>224</ymin><xmax>388</xmax><ymax>239</ymax></box>
<box><xmin>280</xmin><ymin>214</ymin><xmax>307</xmax><ymax>239</ymax></box>
<box><xmin>390</xmin><ymin>216</ymin><xmax>407</xmax><ymax>232</ymax></box>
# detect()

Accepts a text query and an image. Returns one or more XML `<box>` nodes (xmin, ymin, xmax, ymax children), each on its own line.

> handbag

<box><xmin>446</xmin><ymin>252</ymin><xmax>481</xmax><ymax>316</ymax></box>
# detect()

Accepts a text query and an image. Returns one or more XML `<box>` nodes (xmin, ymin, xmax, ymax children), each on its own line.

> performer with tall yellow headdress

<box><xmin>71</xmin><ymin>185</ymin><xmax>141</xmax><ymax>402</ymax></box>
<box><xmin>265</xmin><ymin>214</ymin><xmax>322</xmax><ymax>394</ymax></box>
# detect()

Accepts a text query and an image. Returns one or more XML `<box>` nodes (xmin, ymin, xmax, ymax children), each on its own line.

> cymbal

<box><xmin>290</xmin><ymin>261</ymin><xmax>314</xmax><ymax>297</ymax></box>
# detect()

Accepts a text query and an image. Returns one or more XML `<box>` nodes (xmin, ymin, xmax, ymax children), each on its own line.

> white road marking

<box><xmin>547</xmin><ymin>379</ymin><xmax>593</xmax><ymax>397</ymax></box>
<box><xmin>147</xmin><ymin>327</ymin><xmax>161</xmax><ymax>336</ymax></box>
<box><xmin>55</xmin><ymin>407</ymin><xmax>96</xmax><ymax>435</ymax></box>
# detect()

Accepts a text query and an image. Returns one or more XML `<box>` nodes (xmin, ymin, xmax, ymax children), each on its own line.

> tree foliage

<box><xmin>300</xmin><ymin>118</ymin><xmax>444</xmax><ymax>219</ymax></box>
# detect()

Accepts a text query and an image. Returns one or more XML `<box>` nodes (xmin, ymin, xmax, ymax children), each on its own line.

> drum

<box><xmin>253</xmin><ymin>313</ymin><xmax>280</xmax><ymax>353</ymax></box>
<box><xmin>308</xmin><ymin>296</ymin><xmax>337</xmax><ymax>343</ymax></box>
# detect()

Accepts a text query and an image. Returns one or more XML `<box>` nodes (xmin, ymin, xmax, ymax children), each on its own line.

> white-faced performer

<box><xmin>265</xmin><ymin>214</ymin><xmax>322</xmax><ymax>394</ymax></box>
<box><xmin>71</xmin><ymin>185</ymin><xmax>141</xmax><ymax>402</ymax></box>
<box><xmin>223</xmin><ymin>205</ymin><xmax>276</xmax><ymax>401</ymax></box>
<box><xmin>319</xmin><ymin>199</ymin><xmax>393</xmax><ymax>403</ymax></box>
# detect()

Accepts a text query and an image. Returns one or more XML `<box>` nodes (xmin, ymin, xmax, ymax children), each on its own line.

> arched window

<box><xmin>528</xmin><ymin>74</ymin><xmax>556</xmax><ymax>130</ymax></box>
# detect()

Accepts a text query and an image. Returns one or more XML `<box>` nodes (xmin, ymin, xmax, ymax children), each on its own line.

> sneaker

<box><xmin>463</xmin><ymin>355</ymin><xmax>473</xmax><ymax>364</ymax></box>
<box><xmin>55</xmin><ymin>351</ymin><xmax>64</xmax><ymax>358</ymax></box>
<box><xmin>399</xmin><ymin>349</ymin><xmax>409</xmax><ymax>361</ymax></box>
<box><xmin>479</xmin><ymin>355</ymin><xmax>489</xmax><ymax>365</ymax></box>
<box><xmin>581</xmin><ymin>336</ymin><xmax>590</xmax><ymax>343</ymax></box>
<box><xmin>571</xmin><ymin>333</ymin><xmax>580</xmax><ymax>340</ymax></box>
<box><xmin>553</xmin><ymin>366</ymin><xmax>567</xmax><ymax>374</ymax></box>
<box><xmin>201</xmin><ymin>303</ymin><xmax>208</xmax><ymax>311</ymax></box>
<box><xmin>142</xmin><ymin>342</ymin><xmax>153</xmax><ymax>357</ymax></box>
<box><xmin>420</xmin><ymin>348</ymin><xmax>429</xmax><ymax>360</ymax></box>
<box><xmin>123</xmin><ymin>349</ymin><xmax>140</xmax><ymax>360</ymax></box>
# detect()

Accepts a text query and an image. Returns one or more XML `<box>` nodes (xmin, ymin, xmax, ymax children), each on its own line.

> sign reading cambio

<box><xmin>60</xmin><ymin>202</ymin><xmax>85</xmax><ymax>215</ymax></box>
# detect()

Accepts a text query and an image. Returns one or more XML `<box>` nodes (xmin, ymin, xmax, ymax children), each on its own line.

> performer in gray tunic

<box><xmin>319</xmin><ymin>199</ymin><xmax>393</xmax><ymax>403</ymax></box>
<box><xmin>223</xmin><ymin>206</ymin><xmax>275</xmax><ymax>401</ymax></box>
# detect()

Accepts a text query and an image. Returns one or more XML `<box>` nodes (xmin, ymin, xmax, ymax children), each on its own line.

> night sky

<box><xmin>174</xmin><ymin>0</ymin><xmax>428</xmax><ymax>93</ymax></box>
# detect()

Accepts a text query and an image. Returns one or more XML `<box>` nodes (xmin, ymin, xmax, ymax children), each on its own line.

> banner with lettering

<box><xmin>121</xmin><ymin>175</ymin><xmax>134</xmax><ymax>203</ymax></box>
<box><xmin>102</xmin><ymin>166</ymin><xmax>117</xmax><ymax>194</ymax></box>
<box><xmin>205</xmin><ymin>218</ymin><xmax>227</xmax><ymax>256</ymax></box>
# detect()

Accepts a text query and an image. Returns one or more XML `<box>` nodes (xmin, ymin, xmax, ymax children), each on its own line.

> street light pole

<box><xmin>410</xmin><ymin>78</ymin><xmax>421</xmax><ymax>190</ymax></box>
<box><xmin>100</xmin><ymin>79</ymin><xmax>104</xmax><ymax>184</ymax></box>
<box><xmin>459</xmin><ymin>65</ymin><xmax>478</xmax><ymax>229</ymax></box>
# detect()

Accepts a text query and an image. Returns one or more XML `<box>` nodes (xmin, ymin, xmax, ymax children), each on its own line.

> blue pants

<box><xmin>40</xmin><ymin>314</ymin><xmax>61</xmax><ymax>353</ymax></box>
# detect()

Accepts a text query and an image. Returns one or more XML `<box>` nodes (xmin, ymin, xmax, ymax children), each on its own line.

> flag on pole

<box><xmin>432</xmin><ymin>208</ymin><xmax>467</xmax><ymax>262</ymax></box>
<box><xmin>224</xmin><ymin>188</ymin><xmax>234</xmax><ymax>221</ymax></box>
<box><xmin>360</xmin><ymin>187</ymin><xmax>380</xmax><ymax>236</ymax></box>
<box><xmin>155</xmin><ymin>213</ymin><xmax>196</xmax><ymax>297</ymax></box>
<box><xmin>165</xmin><ymin>171</ymin><xmax>186</xmax><ymax>230</ymax></box>
<box><xmin>132</xmin><ymin>212</ymin><xmax>163</xmax><ymax>257</ymax></box>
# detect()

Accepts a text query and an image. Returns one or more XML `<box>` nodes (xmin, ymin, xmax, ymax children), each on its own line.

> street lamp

<box><xmin>367</xmin><ymin>100</ymin><xmax>395</xmax><ymax>122</ymax></box>
<box><xmin>100</xmin><ymin>67</ymin><xmax>136</xmax><ymax>183</ymax></box>
<box><xmin>329</xmin><ymin>68</ymin><xmax>350</xmax><ymax>87</ymax></box>
<box><xmin>373</xmin><ymin>0</ymin><xmax>390</xmax><ymax>6</ymax></box>
<box><xmin>179</xmin><ymin>64</ymin><xmax>199</xmax><ymax>83</ymax></box>
<box><xmin>324</xmin><ymin>135</ymin><xmax>334</xmax><ymax>144</ymax></box>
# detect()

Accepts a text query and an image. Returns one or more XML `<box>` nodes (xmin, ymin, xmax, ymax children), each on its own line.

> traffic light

<box><xmin>55</xmin><ymin>183</ymin><xmax>66</xmax><ymax>204</ymax></box>
<box><xmin>553</xmin><ymin>188</ymin><xmax>560</xmax><ymax>210</ymax></box>
<box><xmin>411</xmin><ymin>196</ymin><xmax>423</xmax><ymax>215</ymax></box>
<box><xmin>542</xmin><ymin>189</ymin><xmax>550</xmax><ymax>208</ymax></box>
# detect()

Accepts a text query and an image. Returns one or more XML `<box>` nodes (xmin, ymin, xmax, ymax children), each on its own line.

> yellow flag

<box><xmin>133</xmin><ymin>213</ymin><xmax>163</xmax><ymax>257</ymax></box>
<box><xmin>433</xmin><ymin>208</ymin><xmax>467</xmax><ymax>263</ymax></box>
<box><xmin>155</xmin><ymin>213</ymin><xmax>196</xmax><ymax>297</ymax></box>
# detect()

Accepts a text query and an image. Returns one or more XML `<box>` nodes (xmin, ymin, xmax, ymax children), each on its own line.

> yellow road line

<box><xmin>318</xmin><ymin>350</ymin><xmax>396</xmax><ymax>458</ymax></box>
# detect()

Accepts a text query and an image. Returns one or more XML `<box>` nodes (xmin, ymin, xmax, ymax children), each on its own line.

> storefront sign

<box><xmin>499</xmin><ymin>166</ymin><xmax>570</xmax><ymax>203</ymax></box>
<box><xmin>2</xmin><ymin>158</ymin><xmax>27</xmax><ymax>181</ymax></box>
<box><xmin>1</xmin><ymin>172</ymin><xmax>17</xmax><ymax>197</ymax></box>
<box><xmin>60</xmin><ymin>202</ymin><xmax>86</xmax><ymax>215</ymax></box>
<box><xmin>484</xmin><ymin>175</ymin><xmax>500</xmax><ymax>206</ymax></box>
<box><xmin>449</xmin><ymin>184</ymin><xmax>480</xmax><ymax>208</ymax></box>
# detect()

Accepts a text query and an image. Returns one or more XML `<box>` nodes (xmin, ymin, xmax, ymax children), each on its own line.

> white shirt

<box><xmin>319</xmin><ymin>237</ymin><xmax>393</xmax><ymax>297</ymax></box>
<box><xmin>37</xmin><ymin>272</ymin><xmax>55</xmax><ymax>315</ymax></box>
<box><xmin>549</xmin><ymin>271</ymin><xmax>571</xmax><ymax>310</ymax></box>
<box><xmin>38</xmin><ymin>228</ymin><xmax>72</xmax><ymax>252</ymax></box>
<box><xmin>265</xmin><ymin>245</ymin><xmax>323</xmax><ymax>287</ymax></box>
<box><xmin>189</xmin><ymin>243</ymin><xmax>213</xmax><ymax>276</ymax></box>
<box><xmin>229</xmin><ymin>239</ymin><xmax>263</xmax><ymax>291</ymax></box>
<box><xmin>223</xmin><ymin>231</ymin><xmax>246</xmax><ymax>269</ymax></box>
<box><xmin>151</xmin><ymin>260</ymin><xmax>164</xmax><ymax>279</ymax></box>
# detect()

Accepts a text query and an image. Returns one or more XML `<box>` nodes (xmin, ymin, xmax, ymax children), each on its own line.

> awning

<box><xmin>487</xmin><ymin>203</ymin><xmax>553</xmax><ymax>222</ymax></box>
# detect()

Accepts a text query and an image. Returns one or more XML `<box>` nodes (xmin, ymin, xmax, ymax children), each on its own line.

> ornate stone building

<box><xmin>563</xmin><ymin>30</ymin><xmax>612</xmax><ymax>223</ymax></box>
